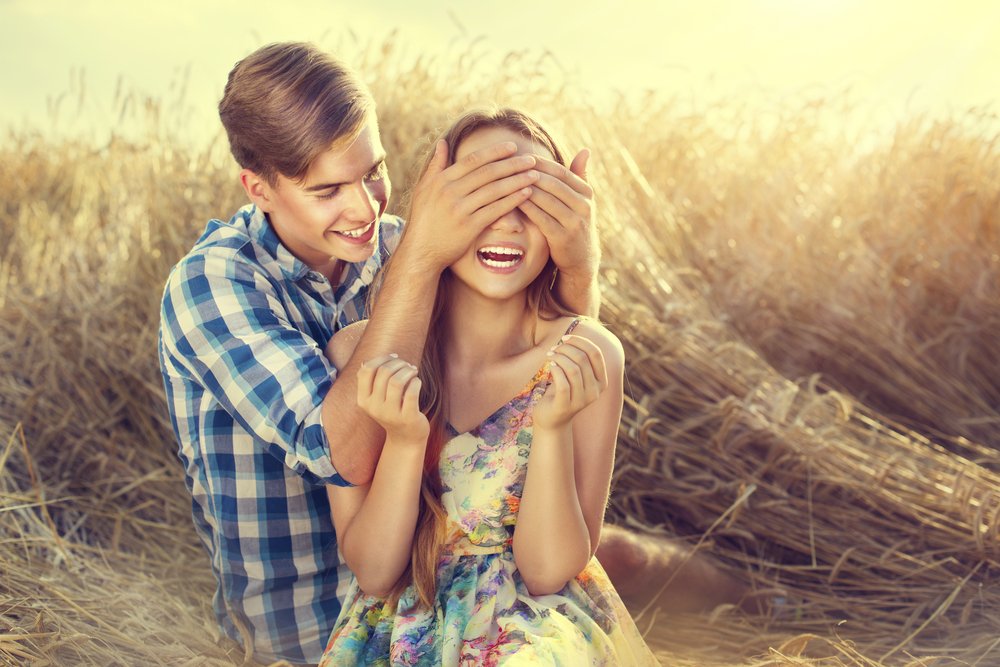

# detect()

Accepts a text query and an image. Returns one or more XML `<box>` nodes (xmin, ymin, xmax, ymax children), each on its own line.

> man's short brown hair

<box><xmin>219</xmin><ymin>42</ymin><xmax>374</xmax><ymax>186</ymax></box>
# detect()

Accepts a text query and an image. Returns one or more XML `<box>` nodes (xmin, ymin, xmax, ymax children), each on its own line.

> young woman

<box><xmin>319</xmin><ymin>109</ymin><xmax>658</xmax><ymax>665</ymax></box>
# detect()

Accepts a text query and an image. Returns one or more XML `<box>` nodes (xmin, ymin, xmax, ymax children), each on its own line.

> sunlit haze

<box><xmin>2</xmin><ymin>0</ymin><xmax>997</xmax><ymax>143</ymax></box>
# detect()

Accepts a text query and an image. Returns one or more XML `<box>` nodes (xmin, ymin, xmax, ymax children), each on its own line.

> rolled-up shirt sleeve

<box><xmin>161</xmin><ymin>247</ymin><xmax>345</xmax><ymax>485</ymax></box>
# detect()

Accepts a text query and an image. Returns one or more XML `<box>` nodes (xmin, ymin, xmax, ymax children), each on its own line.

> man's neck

<box><xmin>325</xmin><ymin>259</ymin><xmax>345</xmax><ymax>288</ymax></box>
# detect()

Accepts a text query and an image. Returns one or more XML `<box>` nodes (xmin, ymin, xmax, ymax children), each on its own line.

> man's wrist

<box><xmin>561</xmin><ymin>263</ymin><xmax>598</xmax><ymax>287</ymax></box>
<box><xmin>391</xmin><ymin>237</ymin><xmax>449</xmax><ymax>279</ymax></box>
<box><xmin>553</xmin><ymin>260</ymin><xmax>600</xmax><ymax>317</ymax></box>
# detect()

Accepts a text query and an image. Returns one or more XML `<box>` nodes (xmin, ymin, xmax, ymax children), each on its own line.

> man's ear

<box><xmin>240</xmin><ymin>168</ymin><xmax>273</xmax><ymax>213</ymax></box>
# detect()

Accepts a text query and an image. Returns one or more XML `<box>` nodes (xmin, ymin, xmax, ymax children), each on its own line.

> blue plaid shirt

<box><xmin>158</xmin><ymin>204</ymin><xmax>403</xmax><ymax>664</ymax></box>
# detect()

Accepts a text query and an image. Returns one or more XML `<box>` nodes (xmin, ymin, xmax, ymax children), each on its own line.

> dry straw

<box><xmin>2</xmin><ymin>38</ymin><xmax>999</xmax><ymax>666</ymax></box>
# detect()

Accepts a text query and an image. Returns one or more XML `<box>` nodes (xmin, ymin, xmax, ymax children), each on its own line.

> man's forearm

<box><xmin>322</xmin><ymin>247</ymin><xmax>440</xmax><ymax>485</ymax></box>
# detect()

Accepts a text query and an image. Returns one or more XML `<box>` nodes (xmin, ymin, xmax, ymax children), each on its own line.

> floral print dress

<box><xmin>320</xmin><ymin>322</ymin><xmax>659</xmax><ymax>666</ymax></box>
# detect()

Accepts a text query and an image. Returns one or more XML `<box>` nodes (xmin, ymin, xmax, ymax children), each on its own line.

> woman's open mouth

<box><xmin>477</xmin><ymin>245</ymin><xmax>524</xmax><ymax>272</ymax></box>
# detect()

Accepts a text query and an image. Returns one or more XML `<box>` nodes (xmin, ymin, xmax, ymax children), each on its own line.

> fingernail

<box><xmin>546</xmin><ymin>349</ymin><xmax>555</xmax><ymax>356</ymax></box>
<box><xmin>389</xmin><ymin>353</ymin><xmax>399</xmax><ymax>358</ymax></box>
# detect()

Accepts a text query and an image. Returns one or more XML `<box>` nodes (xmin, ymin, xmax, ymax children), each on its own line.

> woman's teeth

<box><xmin>478</xmin><ymin>246</ymin><xmax>524</xmax><ymax>267</ymax></box>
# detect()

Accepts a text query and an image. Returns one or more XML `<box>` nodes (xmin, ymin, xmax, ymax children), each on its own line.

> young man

<box><xmin>158</xmin><ymin>42</ymin><xmax>602</xmax><ymax>664</ymax></box>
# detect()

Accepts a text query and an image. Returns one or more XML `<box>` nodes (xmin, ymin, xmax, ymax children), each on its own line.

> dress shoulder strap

<box><xmin>562</xmin><ymin>316</ymin><xmax>584</xmax><ymax>337</ymax></box>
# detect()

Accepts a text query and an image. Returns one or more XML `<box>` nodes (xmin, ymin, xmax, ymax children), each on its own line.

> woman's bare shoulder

<box><xmin>569</xmin><ymin>317</ymin><xmax>625</xmax><ymax>369</ymax></box>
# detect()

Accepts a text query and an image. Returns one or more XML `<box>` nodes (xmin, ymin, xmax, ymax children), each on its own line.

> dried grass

<box><xmin>2</xmin><ymin>38</ymin><xmax>998</xmax><ymax>666</ymax></box>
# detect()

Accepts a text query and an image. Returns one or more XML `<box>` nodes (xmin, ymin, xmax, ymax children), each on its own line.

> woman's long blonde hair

<box><xmin>378</xmin><ymin>108</ymin><xmax>577</xmax><ymax>609</ymax></box>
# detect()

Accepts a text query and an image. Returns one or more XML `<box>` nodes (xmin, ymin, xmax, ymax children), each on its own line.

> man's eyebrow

<box><xmin>303</xmin><ymin>154</ymin><xmax>387</xmax><ymax>192</ymax></box>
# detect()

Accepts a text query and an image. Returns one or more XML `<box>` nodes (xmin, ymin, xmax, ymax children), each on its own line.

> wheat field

<box><xmin>2</xmin><ymin>42</ymin><xmax>999</xmax><ymax>666</ymax></box>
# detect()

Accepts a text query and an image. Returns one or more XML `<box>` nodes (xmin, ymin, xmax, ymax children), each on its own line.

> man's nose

<box><xmin>348</xmin><ymin>181</ymin><xmax>378</xmax><ymax>222</ymax></box>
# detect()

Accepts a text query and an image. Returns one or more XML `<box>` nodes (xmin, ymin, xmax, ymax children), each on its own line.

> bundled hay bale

<box><xmin>587</xmin><ymin>97</ymin><xmax>1000</xmax><ymax>662</ymax></box>
<box><xmin>603</xmin><ymin>299</ymin><xmax>1000</xmax><ymax>661</ymax></box>
<box><xmin>2</xmin><ymin>40</ymin><xmax>999</xmax><ymax>666</ymax></box>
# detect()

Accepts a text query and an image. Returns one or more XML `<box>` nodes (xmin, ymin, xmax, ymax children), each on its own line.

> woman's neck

<box><xmin>442</xmin><ymin>284</ymin><xmax>535</xmax><ymax>370</ymax></box>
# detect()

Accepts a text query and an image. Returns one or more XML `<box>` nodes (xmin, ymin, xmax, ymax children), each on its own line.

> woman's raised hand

<box><xmin>533</xmin><ymin>334</ymin><xmax>609</xmax><ymax>430</ymax></box>
<box><xmin>401</xmin><ymin>140</ymin><xmax>540</xmax><ymax>272</ymax></box>
<box><xmin>356</xmin><ymin>355</ymin><xmax>429</xmax><ymax>443</ymax></box>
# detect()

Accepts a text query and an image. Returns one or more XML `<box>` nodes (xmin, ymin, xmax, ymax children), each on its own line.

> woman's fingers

<box><xmin>402</xmin><ymin>376</ymin><xmax>422</xmax><ymax>414</ymax></box>
<box><xmin>355</xmin><ymin>357</ymin><xmax>426</xmax><ymax>438</ymax></box>
<box><xmin>356</xmin><ymin>354</ymin><xmax>398</xmax><ymax>402</ymax></box>
<box><xmin>556</xmin><ymin>335</ymin><xmax>608</xmax><ymax>390</ymax></box>
<box><xmin>558</xmin><ymin>335</ymin><xmax>608</xmax><ymax>391</ymax></box>
<box><xmin>358</xmin><ymin>357</ymin><xmax>410</xmax><ymax>404</ymax></box>
<box><xmin>546</xmin><ymin>359</ymin><xmax>571</xmax><ymax>405</ymax></box>
<box><xmin>548</xmin><ymin>335</ymin><xmax>607</xmax><ymax>408</ymax></box>
<box><xmin>383</xmin><ymin>364</ymin><xmax>419</xmax><ymax>409</ymax></box>
<box><xmin>369</xmin><ymin>358</ymin><xmax>410</xmax><ymax>403</ymax></box>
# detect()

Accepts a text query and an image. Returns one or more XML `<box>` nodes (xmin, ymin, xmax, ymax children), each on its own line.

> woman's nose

<box><xmin>490</xmin><ymin>209</ymin><xmax>526</xmax><ymax>233</ymax></box>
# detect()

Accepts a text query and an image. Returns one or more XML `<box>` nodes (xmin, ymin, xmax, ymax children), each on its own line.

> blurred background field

<box><xmin>3</xmin><ymin>3</ymin><xmax>1000</xmax><ymax>665</ymax></box>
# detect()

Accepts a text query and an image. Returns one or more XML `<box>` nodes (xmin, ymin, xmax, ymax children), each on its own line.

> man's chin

<box><xmin>329</xmin><ymin>238</ymin><xmax>378</xmax><ymax>264</ymax></box>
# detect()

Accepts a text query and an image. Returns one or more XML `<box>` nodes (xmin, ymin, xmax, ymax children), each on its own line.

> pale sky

<box><xmin>2</xmin><ymin>0</ymin><xmax>998</xmax><ymax>142</ymax></box>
